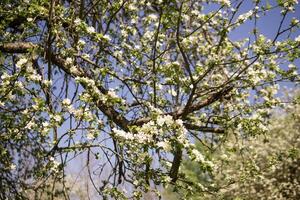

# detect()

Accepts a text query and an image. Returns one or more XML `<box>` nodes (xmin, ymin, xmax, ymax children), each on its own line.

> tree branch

<box><xmin>0</xmin><ymin>42</ymin><xmax>130</xmax><ymax>132</ymax></box>
<box><xmin>183</xmin><ymin>123</ymin><xmax>224</xmax><ymax>133</ymax></box>
<box><xmin>0</xmin><ymin>42</ymin><xmax>35</xmax><ymax>53</ymax></box>
<box><xmin>131</xmin><ymin>85</ymin><xmax>234</xmax><ymax>126</ymax></box>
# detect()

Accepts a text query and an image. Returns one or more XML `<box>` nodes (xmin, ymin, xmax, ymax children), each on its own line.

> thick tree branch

<box><xmin>131</xmin><ymin>85</ymin><xmax>234</xmax><ymax>126</ymax></box>
<box><xmin>183</xmin><ymin>123</ymin><xmax>224</xmax><ymax>133</ymax></box>
<box><xmin>178</xmin><ymin>85</ymin><xmax>234</xmax><ymax>116</ymax></box>
<box><xmin>0</xmin><ymin>42</ymin><xmax>35</xmax><ymax>53</ymax></box>
<box><xmin>169</xmin><ymin>147</ymin><xmax>182</xmax><ymax>183</ymax></box>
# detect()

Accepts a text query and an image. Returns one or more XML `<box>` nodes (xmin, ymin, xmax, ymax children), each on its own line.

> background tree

<box><xmin>0</xmin><ymin>0</ymin><xmax>299</xmax><ymax>199</ymax></box>
<box><xmin>164</xmin><ymin>92</ymin><xmax>300</xmax><ymax>199</ymax></box>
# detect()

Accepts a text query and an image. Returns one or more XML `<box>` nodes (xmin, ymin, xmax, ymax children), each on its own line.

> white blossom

<box><xmin>87</xmin><ymin>132</ymin><xmax>95</xmax><ymax>140</ymax></box>
<box><xmin>217</xmin><ymin>0</ymin><xmax>230</xmax><ymax>6</ymax></box>
<box><xmin>10</xmin><ymin>164</ymin><xmax>16</xmax><ymax>170</ymax></box>
<box><xmin>170</xmin><ymin>89</ymin><xmax>177</xmax><ymax>96</ymax></box>
<box><xmin>113</xmin><ymin>128</ymin><xmax>133</xmax><ymax>140</ymax></box>
<box><xmin>29</xmin><ymin>74</ymin><xmax>42</xmax><ymax>81</ymax></box>
<box><xmin>87</xmin><ymin>26</ymin><xmax>95</xmax><ymax>33</ymax></box>
<box><xmin>25</xmin><ymin>121</ymin><xmax>35</xmax><ymax>129</ymax></box>
<box><xmin>74</xmin><ymin>18</ymin><xmax>81</xmax><ymax>25</ymax></box>
<box><xmin>148</xmin><ymin>13</ymin><xmax>158</xmax><ymax>21</ymax></box>
<box><xmin>157</xmin><ymin>115</ymin><xmax>174</xmax><ymax>126</ymax></box>
<box><xmin>15</xmin><ymin>81</ymin><xmax>24</xmax><ymax>89</ymax></box>
<box><xmin>191</xmin><ymin>149</ymin><xmax>205</xmax><ymax>162</ymax></box>
<box><xmin>78</xmin><ymin>39</ymin><xmax>86</xmax><ymax>46</ymax></box>
<box><xmin>175</xmin><ymin>119</ymin><xmax>183</xmax><ymax>127</ymax></box>
<box><xmin>42</xmin><ymin>79</ymin><xmax>52</xmax><ymax>87</ymax></box>
<box><xmin>70</xmin><ymin>65</ymin><xmax>80</xmax><ymax>74</ymax></box>
<box><xmin>157</xmin><ymin>141</ymin><xmax>172</xmax><ymax>151</ymax></box>
<box><xmin>62</xmin><ymin>98</ymin><xmax>71</xmax><ymax>106</ymax></box>
<box><xmin>16</xmin><ymin>58</ymin><xmax>27</xmax><ymax>68</ymax></box>
<box><xmin>42</xmin><ymin>121</ymin><xmax>49</xmax><ymax>127</ymax></box>
<box><xmin>107</xmin><ymin>90</ymin><xmax>119</xmax><ymax>99</ymax></box>
<box><xmin>65</xmin><ymin>57</ymin><xmax>73</xmax><ymax>65</ymax></box>
<box><xmin>1</xmin><ymin>72</ymin><xmax>10</xmax><ymax>80</ymax></box>
<box><xmin>52</xmin><ymin>115</ymin><xmax>62</xmax><ymax>123</ymax></box>
<box><xmin>237</xmin><ymin>10</ymin><xmax>253</xmax><ymax>23</ymax></box>
<box><xmin>103</xmin><ymin>35</ymin><xmax>111</xmax><ymax>41</ymax></box>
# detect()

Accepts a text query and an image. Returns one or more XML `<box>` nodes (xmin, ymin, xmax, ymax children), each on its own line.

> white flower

<box><xmin>87</xmin><ymin>26</ymin><xmax>95</xmax><ymax>33</ymax></box>
<box><xmin>15</xmin><ymin>81</ymin><xmax>24</xmax><ymax>89</ymax></box>
<box><xmin>74</xmin><ymin>18</ymin><xmax>81</xmax><ymax>25</ymax></box>
<box><xmin>157</xmin><ymin>115</ymin><xmax>174</xmax><ymax>126</ymax></box>
<box><xmin>237</xmin><ymin>10</ymin><xmax>253</xmax><ymax>22</ymax></box>
<box><xmin>157</xmin><ymin>141</ymin><xmax>172</xmax><ymax>151</ymax></box>
<box><xmin>143</xmin><ymin>30</ymin><xmax>153</xmax><ymax>39</ymax></box>
<box><xmin>191</xmin><ymin>149</ymin><xmax>204</xmax><ymax>162</ymax></box>
<box><xmin>133</xmin><ymin>180</ymin><xmax>139</xmax><ymax>186</ymax></box>
<box><xmin>107</xmin><ymin>90</ymin><xmax>118</xmax><ymax>99</ymax></box>
<box><xmin>157</xmin><ymin>116</ymin><xmax>165</xmax><ymax>126</ymax></box>
<box><xmin>25</xmin><ymin>121</ymin><xmax>35</xmax><ymax>129</ymax></box>
<box><xmin>170</xmin><ymin>89</ymin><xmax>177</xmax><ymax>96</ymax></box>
<box><xmin>135</xmin><ymin>132</ymin><xmax>152</xmax><ymax>143</ymax></box>
<box><xmin>113</xmin><ymin>50</ymin><xmax>122</xmax><ymax>58</ymax></box>
<box><xmin>52</xmin><ymin>115</ymin><xmax>62</xmax><ymax>123</ymax></box>
<box><xmin>292</xmin><ymin>70</ymin><xmax>298</xmax><ymax>76</ymax></box>
<box><xmin>42</xmin><ymin>121</ymin><xmax>49</xmax><ymax>127</ymax></box>
<box><xmin>75</xmin><ymin>77</ymin><xmax>95</xmax><ymax>87</ymax></box>
<box><xmin>29</xmin><ymin>74</ymin><xmax>42</xmax><ymax>81</ymax></box>
<box><xmin>148</xmin><ymin>13</ymin><xmax>158</xmax><ymax>21</ymax></box>
<box><xmin>112</xmin><ymin>128</ymin><xmax>133</xmax><ymax>140</ymax></box>
<box><xmin>164</xmin><ymin>115</ymin><xmax>173</xmax><ymax>126</ymax></box>
<box><xmin>50</xmin><ymin>160</ymin><xmax>60</xmax><ymax>173</ymax></box>
<box><xmin>220</xmin><ymin>0</ymin><xmax>230</xmax><ymax>6</ymax></box>
<box><xmin>27</xmin><ymin>17</ymin><xmax>33</xmax><ymax>22</ymax></box>
<box><xmin>42</xmin><ymin>80</ymin><xmax>52</xmax><ymax>87</ymax></box>
<box><xmin>10</xmin><ymin>164</ymin><xmax>16</xmax><ymax>170</ymax></box>
<box><xmin>78</xmin><ymin>39</ymin><xmax>86</xmax><ymax>46</ymax></box>
<box><xmin>62</xmin><ymin>98</ymin><xmax>71</xmax><ymax>106</ymax></box>
<box><xmin>22</xmin><ymin>109</ymin><xmax>28</xmax><ymax>115</ymax></box>
<box><xmin>70</xmin><ymin>65</ymin><xmax>80</xmax><ymax>74</ymax></box>
<box><xmin>295</xmin><ymin>35</ymin><xmax>300</xmax><ymax>42</ymax></box>
<box><xmin>16</xmin><ymin>58</ymin><xmax>27</xmax><ymax>68</ymax></box>
<box><xmin>65</xmin><ymin>57</ymin><xmax>73</xmax><ymax>65</ymax></box>
<box><xmin>1</xmin><ymin>72</ymin><xmax>9</xmax><ymax>80</ymax></box>
<box><xmin>103</xmin><ymin>35</ymin><xmax>111</xmax><ymax>41</ymax></box>
<box><xmin>72</xmin><ymin>109</ymin><xmax>84</xmax><ymax>119</ymax></box>
<box><xmin>128</xmin><ymin>4</ymin><xmax>137</xmax><ymax>11</ymax></box>
<box><xmin>175</xmin><ymin>119</ymin><xmax>183</xmax><ymax>126</ymax></box>
<box><xmin>288</xmin><ymin>64</ymin><xmax>296</xmax><ymax>69</ymax></box>
<box><xmin>87</xmin><ymin>132</ymin><xmax>95</xmax><ymax>140</ymax></box>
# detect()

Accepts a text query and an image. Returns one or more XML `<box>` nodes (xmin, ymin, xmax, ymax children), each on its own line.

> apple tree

<box><xmin>0</xmin><ymin>0</ymin><xmax>299</xmax><ymax>199</ymax></box>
